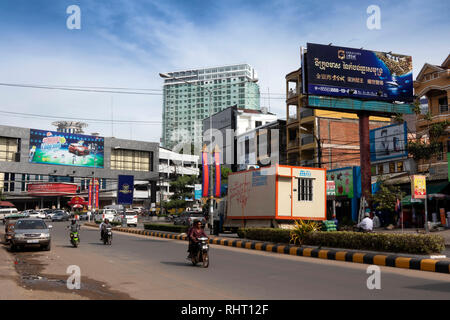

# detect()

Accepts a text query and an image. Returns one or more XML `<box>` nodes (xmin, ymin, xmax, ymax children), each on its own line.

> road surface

<box><xmin>1</xmin><ymin>222</ymin><xmax>449</xmax><ymax>299</ymax></box>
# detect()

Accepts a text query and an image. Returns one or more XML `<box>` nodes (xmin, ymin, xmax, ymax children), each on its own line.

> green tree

<box><xmin>371</xmin><ymin>179</ymin><xmax>405</xmax><ymax>213</ymax></box>
<box><xmin>166</xmin><ymin>175</ymin><xmax>198</xmax><ymax>210</ymax></box>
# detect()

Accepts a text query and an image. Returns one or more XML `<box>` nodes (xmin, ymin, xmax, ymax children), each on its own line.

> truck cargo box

<box><xmin>227</xmin><ymin>165</ymin><xmax>326</xmax><ymax>224</ymax></box>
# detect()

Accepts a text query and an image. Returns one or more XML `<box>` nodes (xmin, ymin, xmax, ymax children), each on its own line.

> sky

<box><xmin>0</xmin><ymin>0</ymin><xmax>448</xmax><ymax>144</ymax></box>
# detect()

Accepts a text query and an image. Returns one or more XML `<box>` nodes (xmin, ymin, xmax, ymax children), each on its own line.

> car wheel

<box><xmin>43</xmin><ymin>242</ymin><xmax>51</xmax><ymax>251</ymax></box>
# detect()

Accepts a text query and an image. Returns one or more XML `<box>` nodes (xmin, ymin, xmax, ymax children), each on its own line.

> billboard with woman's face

<box><xmin>29</xmin><ymin>129</ymin><xmax>104</xmax><ymax>168</ymax></box>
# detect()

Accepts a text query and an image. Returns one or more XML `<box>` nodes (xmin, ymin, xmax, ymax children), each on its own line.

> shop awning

<box><xmin>401</xmin><ymin>195</ymin><xmax>422</xmax><ymax>205</ymax></box>
<box><xmin>427</xmin><ymin>182</ymin><xmax>449</xmax><ymax>194</ymax></box>
<box><xmin>0</xmin><ymin>201</ymin><xmax>15</xmax><ymax>207</ymax></box>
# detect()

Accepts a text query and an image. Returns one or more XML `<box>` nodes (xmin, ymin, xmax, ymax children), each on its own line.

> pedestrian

<box><xmin>354</xmin><ymin>212</ymin><xmax>373</xmax><ymax>232</ymax></box>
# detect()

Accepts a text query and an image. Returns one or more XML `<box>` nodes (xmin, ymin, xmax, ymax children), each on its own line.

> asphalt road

<box><xmin>1</xmin><ymin>221</ymin><xmax>450</xmax><ymax>299</ymax></box>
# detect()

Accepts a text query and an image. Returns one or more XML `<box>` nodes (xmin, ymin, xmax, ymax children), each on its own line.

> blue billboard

<box><xmin>29</xmin><ymin>129</ymin><xmax>104</xmax><ymax>168</ymax></box>
<box><xmin>305</xmin><ymin>43</ymin><xmax>413</xmax><ymax>103</ymax></box>
<box><xmin>117</xmin><ymin>175</ymin><xmax>134</xmax><ymax>205</ymax></box>
<box><xmin>370</xmin><ymin>122</ymin><xmax>408</xmax><ymax>162</ymax></box>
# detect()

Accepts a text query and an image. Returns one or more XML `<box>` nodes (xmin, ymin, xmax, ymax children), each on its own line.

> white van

<box><xmin>0</xmin><ymin>208</ymin><xmax>19</xmax><ymax>221</ymax></box>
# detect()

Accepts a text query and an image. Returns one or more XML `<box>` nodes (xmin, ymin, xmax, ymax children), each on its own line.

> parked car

<box><xmin>173</xmin><ymin>211</ymin><xmax>206</xmax><ymax>226</ymax></box>
<box><xmin>51</xmin><ymin>210</ymin><xmax>70</xmax><ymax>222</ymax></box>
<box><xmin>43</xmin><ymin>209</ymin><xmax>55</xmax><ymax>219</ymax></box>
<box><xmin>0</xmin><ymin>208</ymin><xmax>19</xmax><ymax>222</ymax></box>
<box><xmin>29</xmin><ymin>210</ymin><xmax>46</xmax><ymax>219</ymax></box>
<box><xmin>9</xmin><ymin>218</ymin><xmax>52</xmax><ymax>251</ymax></box>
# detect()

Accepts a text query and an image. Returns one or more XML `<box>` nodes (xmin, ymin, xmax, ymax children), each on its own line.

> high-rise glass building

<box><xmin>161</xmin><ymin>64</ymin><xmax>260</xmax><ymax>150</ymax></box>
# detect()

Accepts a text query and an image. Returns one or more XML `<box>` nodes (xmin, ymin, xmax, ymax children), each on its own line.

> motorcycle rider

<box><xmin>66</xmin><ymin>219</ymin><xmax>80</xmax><ymax>241</ymax></box>
<box><xmin>188</xmin><ymin>221</ymin><xmax>209</xmax><ymax>259</ymax></box>
<box><xmin>100</xmin><ymin>218</ymin><xmax>112</xmax><ymax>241</ymax></box>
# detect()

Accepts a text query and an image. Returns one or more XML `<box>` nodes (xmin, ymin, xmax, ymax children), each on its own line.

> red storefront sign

<box><xmin>27</xmin><ymin>183</ymin><xmax>78</xmax><ymax>196</ymax></box>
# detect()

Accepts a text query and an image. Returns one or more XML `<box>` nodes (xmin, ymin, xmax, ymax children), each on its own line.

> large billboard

<box><xmin>370</xmin><ymin>122</ymin><xmax>408</xmax><ymax>162</ymax></box>
<box><xmin>29</xmin><ymin>129</ymin><xmax>104</xmax><ymax>168</ymax></box>
<box><xmin>305</xmin><ymin>43</ymin><xmax>413</xmax><ymax>102</ymax></box>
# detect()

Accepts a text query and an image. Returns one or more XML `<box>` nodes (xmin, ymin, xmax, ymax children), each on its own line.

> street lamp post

<box><xmin>159</xmin><ymin>73</ymin><xmax>258</xmax><ymax>233</ymax></box>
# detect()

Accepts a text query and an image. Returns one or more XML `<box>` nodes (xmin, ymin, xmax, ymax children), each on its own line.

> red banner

<box><xmin>28</xmin><ymin>183</ymin><xmax>78</xmax><ymax>196</ymax></box>
<box><xmin>88</xmin><ymin>183</ymin><xmax>92</xmax><ymax>208</ymax></box>
<box><xmin>202</xmin><ymin>151</ymin><xmax>209</xmax><ymax>197</ymax></box>
<box><xmin>95</xmin><ymin>181</ymin><xmax>99</xmax><ymax>210</ymax></box>
<box><xmin>214</xmin><ymin>151</ymin><xmax>221</xmax><ymax>198</ymax></box>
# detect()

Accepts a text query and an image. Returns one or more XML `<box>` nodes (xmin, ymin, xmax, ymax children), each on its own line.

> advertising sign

<box><xmin>326</xmin><ymin>168</ymin><xmax>354</xmax><ymax>198</ymax></box>
<box><xmin>29</xmin><ymin>129</ymin><xmax>104</xmax><ymax>168</ymax></box>
<box><xmin>194</xmin><ymin>184</ymin><xmax>202</xmax><ymax>200</ymax></box>
<box><xmin>305</xmin><ymin>43</ymin><xmax>413</xmax><ymax>102</ymax></box>
<box><xmin>117</xmin><ymin>175</ymin><xmax>134</xmax><ymax>205</ymax></box>
<box><xmin>28</xmin><ymin>183</ymin><xmax>78</xmax><ymax>196</ymax></box>
<box><xmin>411</xmin><ymin>175</ymin><xmax>426</xmax><ymax>199</ymax></box>
<box><xmin>370</xmin><ymin>122</ymin><xmax>408</xmax><ymax>162</ymax></box>
<box><xmin>326</xmin><ymin>181</ymin><xmax>336</xmax><ymax>196</ymax></box>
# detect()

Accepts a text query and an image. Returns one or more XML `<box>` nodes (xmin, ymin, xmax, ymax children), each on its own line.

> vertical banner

<box><xmin>194</xmin><ymin>184</ymin><xmax>202</xmax><ymax>200</ymax></box>
<box><xmin>95</xmin><ymin>179</ymin><xmax>99</xmax><ymax>210</ymax></box>
<box><xmin>202</xmin><ymin>150</ymin><xmax>209</xmax><ymax>198</ymax></box>
<box><xmin>214</xmin><ymin>151</ymin><xmax>221</xmax><ymax>198</ymax></box>
<box><xmin>88</xmin><ymin>182</ymin><xmax>92</xmax><ymax>209</ymax></box>
<box><xmin>117</xmin><ymin>175</ymin><xmax>134</xmax><ymax>205</ymax></box>
<box><xmin>411</xmin><ymin>175</ymin><xmax>426</xmax><ymax>199</ymax></box>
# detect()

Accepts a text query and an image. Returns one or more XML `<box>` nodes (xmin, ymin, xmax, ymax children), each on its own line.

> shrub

<box><xmin>237</xmin><ymin>228</ymin><xmax>291</xmax><ymax>244</ymax></box>
<box><xmin>237</xmin><ymin>228</ymin><xmax>445</xmax><ymax>254</ymax></box>
<box><xmin>290</xmin><ymin>220</ymin><xmax>322</xmax><ymax>245</ymax></box>
<box><xmin>144</xmin><ymin>223</ymin><xmax>189</xmax><ymax>233</ymax></box>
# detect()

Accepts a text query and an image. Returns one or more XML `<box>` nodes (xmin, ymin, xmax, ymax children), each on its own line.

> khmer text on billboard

<box><xmin>29</xmin><ymin>129</ymin><xmax>104</xmax><ymax>168</ymax></box>
<box><xmin>305</xmin><ymin>43</ymin><xmax>413</xmax><ymax>102</ymax></box>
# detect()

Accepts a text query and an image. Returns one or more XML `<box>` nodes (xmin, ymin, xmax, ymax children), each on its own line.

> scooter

<box><xmin>103</xmin><ymin>227</ymin><xmax>112</xmax><ymax>245</ymax></box>
<box><xmin>70</xmin><ymin>231</ymin><xmax>80</xmax><ymax>247</ymax></box>
<box><xmin>191</xmin><ymin>237</ymin><xmax>209</xmax><ymax>268</ymax></box>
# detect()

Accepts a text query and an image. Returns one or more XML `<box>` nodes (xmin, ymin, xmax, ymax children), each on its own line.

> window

<box><xmin>378</xmin><ymin>164</ymin><xmax>384</xmax><ymax>175</ymax></box>
<box><xmin>389</xmin><ymin>162</ymin><xmax>395</xmax><ymax>173</ymax></box>
<box><xmin>0</xmin><ymin>137</ymin><xmax>19</xmax><ymax>162</ymax></box>
<box><xmin>438</xmin><ymin>97</ymin><xmax>448</xmax><ymax>113</ymax></box>
<box><xmin>397</xmin><ymin>161</ymin><xmax>403</xmax><ymax>172</ymax></box>
<box><xmin>111</xmin><ymin>149</ymin><xmax>153</xmax><ymax>172</ymax></box>
<box><xmin>298</xmin><ymin>178</ymin><xmax>313</xmax><ymax>201</ymax></box>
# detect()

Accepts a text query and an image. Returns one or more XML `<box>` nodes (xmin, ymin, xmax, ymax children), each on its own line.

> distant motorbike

<box><xmin>191</xmin><ymin>237</ymin><xmax>209</xmax><ymax>268</ymax></box>
<box><xmin>70</xmin><ymin>231</ymin><xmax>80</xmax><ymax>248</ymax></box>
<box><xmin>103</xmin><ymin>227</ymin><xmax>112</xmax><ymax>245</ymax></box>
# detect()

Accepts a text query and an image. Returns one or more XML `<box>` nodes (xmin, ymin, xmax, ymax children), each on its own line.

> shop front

<box><xmin>326</xmin><ymin>167</ymin><xmax>362</xmax><ymax>224</ymax></box>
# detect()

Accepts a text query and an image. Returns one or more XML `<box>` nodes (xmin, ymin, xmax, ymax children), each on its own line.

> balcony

<box><xmin>300</xmin><ymin>159</ymin><xmax>315</xmax><ymax>167</ymax></box>
<box><xmin>287</xmin><ymin>138</ymin><xmax>300</xmax><ymax>150</ymax></box>
<box><xmin>300</xmin><ymin>108</ymin><xmax>314</xmax><ymax>118</ymax></box>
<box><xmin>301</xmin><ymin>134</ymin><xmax>314</xmax><ymax>146</ymax></box>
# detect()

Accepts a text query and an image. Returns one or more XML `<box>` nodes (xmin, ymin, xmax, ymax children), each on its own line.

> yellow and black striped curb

<box><xmin>84</xmin><ymin>223</ymin><xmax>450</xmax><ymax>274</ymax></box>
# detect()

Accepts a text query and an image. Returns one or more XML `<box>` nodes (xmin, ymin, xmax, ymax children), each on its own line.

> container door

<box><xmin>277</xmin><ymin>176</ymin><xmax>292</xmax><ymax>216</ymax></box>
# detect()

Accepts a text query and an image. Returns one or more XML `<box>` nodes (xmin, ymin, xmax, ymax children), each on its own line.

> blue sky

<box><xmin>0</xmin><ymin>0</ymin><xmax>448</xmax><ymax>143</ymax></box>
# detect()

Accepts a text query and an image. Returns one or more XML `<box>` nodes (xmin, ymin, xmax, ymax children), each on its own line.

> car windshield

<box><xmin>15</xmin><ymin>220</ymin><xmax>47</xmax><ymax>230</ymax></box>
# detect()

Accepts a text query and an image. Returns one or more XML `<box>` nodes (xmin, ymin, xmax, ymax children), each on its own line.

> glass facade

<box><xmin>162</xmin><ymin>64</ymin><xmax>260</xmax><ymax>149</ymax></box>
<box><xmin>110</xmin><ymin>149</ymin><xmax>153</xmax><ymax>172</ymax></box>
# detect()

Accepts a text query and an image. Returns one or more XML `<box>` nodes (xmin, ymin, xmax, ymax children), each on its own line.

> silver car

<box><xmin>9</xmin><ymin>218</ymin><xmax>52</xmax><ymax>251</ymax></box>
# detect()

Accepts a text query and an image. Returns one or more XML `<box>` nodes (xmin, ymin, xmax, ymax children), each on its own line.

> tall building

<box><xmin>161</xmin><ymin>64</ymin><xmax>260</xmax><ymax>150</ymax></box>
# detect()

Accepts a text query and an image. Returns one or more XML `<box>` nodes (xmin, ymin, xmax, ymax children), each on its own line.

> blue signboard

<box><xmin>370</xmin><ymin>122</ymin><xmax>408</xmax><ymax>162</ymax></box>
<box><xmin>194</xmin><ymin>184</ymin><xmax>202</xmax><ymax>200</ymax></box>
<box><xmin>117</xmin><ymin>175</ymin><xmax>134</xmax><ymax>205</ymax></box>
<box><xmin>305</xmin><ymin>43</ymin><xmax>413</xmax><ymax>103</ymax></box>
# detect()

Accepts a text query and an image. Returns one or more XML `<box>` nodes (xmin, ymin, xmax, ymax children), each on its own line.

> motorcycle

<box><xmin>103</xmin><ymin>227</ymin><xmax>112</xmax><ymax>245</ymax></box>
<box><xmin>191</xmin><ymin>237</ymin><xmax>209</xmax><ymax>268</ymax></box>
<box><xmin>70</xmin><ymin>231</ymin><xmax>80</xmax><ymax>247</ymax></box>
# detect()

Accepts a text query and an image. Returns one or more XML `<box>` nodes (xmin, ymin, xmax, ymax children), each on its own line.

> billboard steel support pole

<box><xmin>358</xmin><ymin>112</ymin><xmax>372</xmax><ymax>210</ymax></box>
